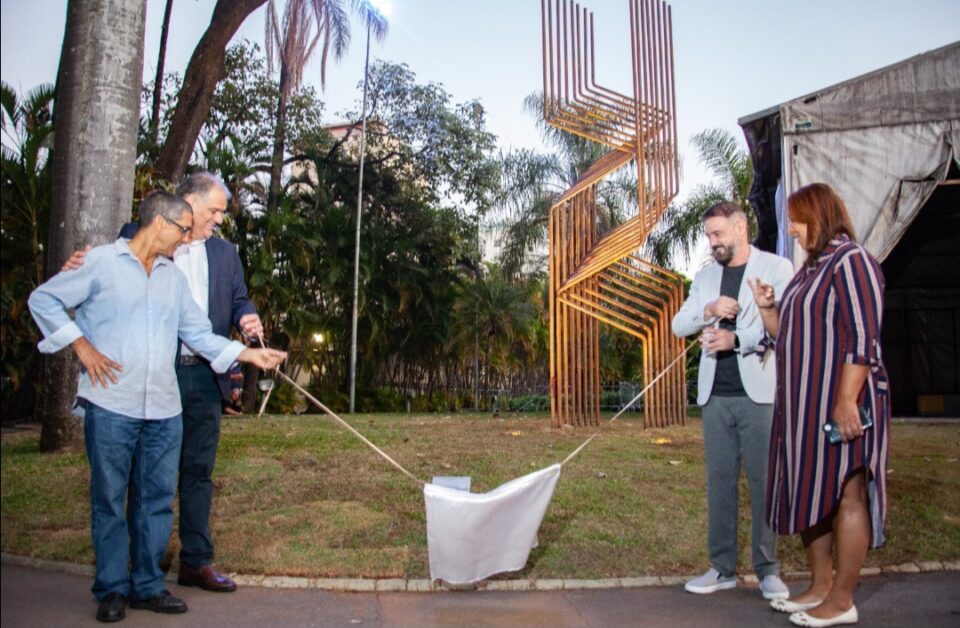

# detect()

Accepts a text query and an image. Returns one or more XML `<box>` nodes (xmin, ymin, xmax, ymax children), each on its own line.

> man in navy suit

<box><xmin>68</xmin><ymin>173</ymin><xmax>260</xmax><ymax>593</ymax></box>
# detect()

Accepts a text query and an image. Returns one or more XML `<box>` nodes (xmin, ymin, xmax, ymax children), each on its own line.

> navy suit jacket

<box><xmin>120</xmin><ymin>223</ymin><xmax>257</xmax><ymax>400</ymax></box>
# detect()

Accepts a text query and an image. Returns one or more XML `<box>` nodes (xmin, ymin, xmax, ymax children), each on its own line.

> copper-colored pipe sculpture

<box><xmin>543</xmin><ymin>0</ymin><xmax>685</xmax><ymax>428</ymax></box>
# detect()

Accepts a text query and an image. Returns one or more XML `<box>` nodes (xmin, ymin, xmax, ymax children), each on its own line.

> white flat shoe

<box><xmin>789</xmin><ymin>606</ymin><xmax>859</xmax><ymax>627</ymax></box>
<box><xmin>771</xmin><ymin>598</ymin><xmax>824</xmax><ymax>613</ymax></box>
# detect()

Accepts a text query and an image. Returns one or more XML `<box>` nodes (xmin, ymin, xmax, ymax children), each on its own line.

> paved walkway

<box><xmin>3</xmin><ymin>558</ymin><xmax>958</xmax><ymax>627</ymax></box>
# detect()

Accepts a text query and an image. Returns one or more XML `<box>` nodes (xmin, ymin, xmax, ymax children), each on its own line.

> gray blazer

<box><xmin>672</xmin><ymin>245</ymin><xmax>794</xmax><ymax>406</ymax></box>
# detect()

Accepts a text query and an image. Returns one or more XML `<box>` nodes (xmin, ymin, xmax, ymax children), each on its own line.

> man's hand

<box><xmin>704</xmin><ymin>296</ymin><xmax>740</xmax><ymax>321</ymax></box>
<box><xmin>71</xmin><ymin>336</ymin><xmax>122</xmax><ymax>387</ymax></box>
<box><xmin>700</xmin><ymin>327</ymin><xmax>737</xmax><ymax>354</ymax></box>
<box><xmin>61</xmin><ymin>245</ymin><xmax>91</xmax><ymax>272</ymax></box>
<box><xmin>238</xmin><ymin>347</ymin><xmax>288</xmax><ymax>370</ymax></box>
<box><xmin>239</xmin><ymin>314</ymin><xmax>264</xmax><ymax>342</ymax></box>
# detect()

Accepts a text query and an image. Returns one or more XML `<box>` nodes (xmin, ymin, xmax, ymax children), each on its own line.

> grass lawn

<box><xmin>2</xmin><ymin>413</ymin><xmax>958</xmax><ymax>579</ymax></box>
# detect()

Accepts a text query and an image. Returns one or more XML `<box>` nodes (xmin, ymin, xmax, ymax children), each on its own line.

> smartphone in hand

<box><xmin>823</xmin><ymin>406</ymin><xmax>874</xmax><ymax>444</ymax></box>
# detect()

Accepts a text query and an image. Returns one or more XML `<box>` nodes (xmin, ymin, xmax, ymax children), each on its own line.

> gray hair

<box><xmin>702</xmin><ymin>201</ymin><xmax>747</xmax><ymax>223</ymax></box>
<box><xmin>176</xmin><ymin>171</ymin><xmax>232</xmax><ymax>202</ymax></box>
<box><xmin>139</xmin><ymin>190</ymin><xmax>193</xmax><ymax>228</ymax></box>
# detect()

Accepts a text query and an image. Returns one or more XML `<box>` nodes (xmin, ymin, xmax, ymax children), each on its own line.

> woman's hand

<box><xmin>747</xmin><ymin>277</ymin><xmax>776</xmax><ymax>310</ymax></box>
<box><xmin>747</xmin><ymin>277</ymin><xmax>781</xmax><ymax>337</ymax></box>
<box><xmin>831</xmin><ymin>396</ymin><xmax>864</xmax><ymax>443</ymax></box>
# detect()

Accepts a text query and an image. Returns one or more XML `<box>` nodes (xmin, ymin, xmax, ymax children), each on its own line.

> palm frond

<box><xmin>642</xmin><ymin>183</ymin><xmax>726</xmax><ymax>268</ymax></box>
<box><xmin>689</xmin><ymin>127</ymin><xmax>752</xmax><ymax>205</ymax></box>
<box><xmin>2</xmin><ymin>80</ymin><xmax>20</xmax><ymax>132</ymax></box>
<box><xmin>319</xmin><ymin>0</ymin><xmax>352</xmax><ymax>55</ymax></box>
<box><xmin>351</xmin><ymin>0</ymin><xmax>388</xmax><ymax>41</ymax></box>
<box><xmin>265</xmin><ymin>0</ymin><xmax>283</xmax><ymax>74</ymax></box>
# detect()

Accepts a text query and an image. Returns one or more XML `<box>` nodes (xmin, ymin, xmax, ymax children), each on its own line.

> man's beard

<box><xmin>712</xmin><ymin>243</ymin><xmax>734</xmax><ymax>265</ymax></box>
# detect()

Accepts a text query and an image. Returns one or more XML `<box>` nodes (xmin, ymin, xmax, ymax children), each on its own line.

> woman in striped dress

<box><xmin>748</xmin><ymin>183</ymin><xmax>889</xmax><ymax>628</ymax></box>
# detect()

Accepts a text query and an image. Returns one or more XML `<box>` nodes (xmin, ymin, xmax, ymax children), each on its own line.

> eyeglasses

<box><xmin>164</xmin><ymin>216</ymin><xmax>193</xmax><ymax>236</ymax></box>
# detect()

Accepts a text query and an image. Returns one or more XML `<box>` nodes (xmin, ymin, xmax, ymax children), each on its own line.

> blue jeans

<box><xmin>83</xmin><ymin>402</ymin><xmax>182</xmax><ymax>600</ymax></box>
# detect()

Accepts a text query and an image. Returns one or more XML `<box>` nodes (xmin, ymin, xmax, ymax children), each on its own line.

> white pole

<box><xmin>349</xmin><ymin>19</ymin><xmax>373</xmax><ymax>414</ymax></box>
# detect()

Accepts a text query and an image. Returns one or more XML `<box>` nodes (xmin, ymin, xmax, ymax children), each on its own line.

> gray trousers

<box><xmin>702</xmin><ymin>395</ymin><xmax>779</xmax><ymax>578</ymax></box>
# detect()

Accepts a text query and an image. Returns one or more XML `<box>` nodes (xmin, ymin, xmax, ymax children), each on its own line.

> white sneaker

<box><xmin>684</xmin><ymin>568</ymin><xmax>736</xmax><ymax>594</ymax></box>
<box><xmin>759</xmin><ymin>574</ymin><xmax>790</xmax><ymax>600</ymax></box>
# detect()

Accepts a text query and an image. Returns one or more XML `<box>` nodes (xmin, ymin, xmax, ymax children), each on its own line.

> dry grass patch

<box><xmin>3</xmin><ymin>415</ymin><xmax>958</xmax><ymax>579</ymax></box>
<box><xmin>222</xmin><ymin>501</ymin><xmax>409</xmax><ymax>577</ymax></box>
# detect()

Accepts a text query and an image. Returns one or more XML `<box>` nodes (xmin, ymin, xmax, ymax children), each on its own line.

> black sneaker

<box><xmin>129</xmin><ymin>590</ymin><xmax>188</xmax><ymax>614</ymax></box>
<box><xmin>96</xmin><ymin>592</ymin><xmax>127</xmax><ymax>623</ymax></box>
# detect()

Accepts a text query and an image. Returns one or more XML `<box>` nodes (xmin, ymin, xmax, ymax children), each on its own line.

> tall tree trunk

<box><xmin>154</xmin><ymin>0</ymin><xmax>266</xmax><ymax>183</ymax></box>
<box><xmin>149</xmin><ymin>0</ymin><xmax>175</xmax><ymax>147</ymax></box>
<box><xmin>266</xmin><ymin>65</ymin><xmax>291</xmax><ymax>213</ymax></box>
<box><xmin>42</xmin><ymin>0</ymin><xmax>147</xmax><ymax>452</ymax></box>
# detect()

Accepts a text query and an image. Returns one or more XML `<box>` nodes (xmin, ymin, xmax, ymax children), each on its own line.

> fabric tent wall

<box><xmin>740</xmin><ymin>41</ymin><xmax>960</xmax><ymax>416</ymax></box>
<box><xmin>740</xmin><ymin>108</ymin><xmax>783</xmax><ymax>254</ymax></box>
<box><xmin>780</xmin><ymin>41</ymin><xmax>960</xmax><ymax>263</ymax></box>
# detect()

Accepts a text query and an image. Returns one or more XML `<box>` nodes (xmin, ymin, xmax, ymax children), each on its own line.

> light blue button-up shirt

<box><xmin>28</xmin><ymin>238</ymin><xmax>246</xmax><ymax>420</ymax></box>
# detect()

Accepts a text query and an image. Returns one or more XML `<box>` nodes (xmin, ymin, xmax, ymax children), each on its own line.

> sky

<box><xmin>2</xmin><ymin>0</ymin><xmax>959</xmax><ymax>234</ymax></box>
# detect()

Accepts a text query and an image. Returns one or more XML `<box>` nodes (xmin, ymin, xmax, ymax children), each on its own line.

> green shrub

<box><xmin>508</xmin><ymin>394</ymin><xmax>549</xmax><ymax>412</ymax></box>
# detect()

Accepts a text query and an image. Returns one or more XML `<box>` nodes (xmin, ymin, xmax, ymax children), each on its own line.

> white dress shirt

<box><xmin>174</xmin><ymin>238</ymin><xmax>210</xmax><ymax>356</ymax></box>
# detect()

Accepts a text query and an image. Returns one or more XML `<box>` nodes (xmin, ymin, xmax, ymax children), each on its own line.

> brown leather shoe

<box><xmin>177</xmin><ymin>564</ymin><xmax>237</xmax><ymax>593</ymax></box>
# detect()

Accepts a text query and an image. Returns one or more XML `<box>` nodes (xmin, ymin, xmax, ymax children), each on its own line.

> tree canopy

<box><xmin>2</xmin><ymin>25</ymin><xmax>718</xmax><ymax>423</ymax></box>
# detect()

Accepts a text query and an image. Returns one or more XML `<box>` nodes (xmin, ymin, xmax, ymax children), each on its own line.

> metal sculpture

<box><xmin>542</xmin><ymin>0</ymin><xmax>686</xmax><ymax>428</ymax></box>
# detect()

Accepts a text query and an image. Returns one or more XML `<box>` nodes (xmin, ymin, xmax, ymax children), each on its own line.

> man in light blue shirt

<box><xmin>29</xmin><ymin>191</ymin><xmax>286</xmax><ymax>623</ymax></box>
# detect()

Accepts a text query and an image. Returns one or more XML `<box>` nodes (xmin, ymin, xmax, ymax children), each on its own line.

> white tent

<box><xmin>780</xmin><ymin>41</ymin><xmax>959</xmax><ymax>261</ymax></box>
<box><xmin>739</xmin><ymin>41</ymin><xmax>960</xmax><ymax>417</ymax></box>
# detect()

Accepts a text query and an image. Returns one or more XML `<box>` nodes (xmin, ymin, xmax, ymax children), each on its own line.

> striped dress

<box><xmin>766</xmin><ymin>235</ymin><xmax>890</xmax><ymax>548</ymax></box>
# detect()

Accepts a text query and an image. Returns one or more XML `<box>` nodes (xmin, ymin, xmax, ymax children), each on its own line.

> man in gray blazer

<box><xmin>672</xmin><ymin>201</ymin><xmax>793</xmax><ymax>600</ymax></box>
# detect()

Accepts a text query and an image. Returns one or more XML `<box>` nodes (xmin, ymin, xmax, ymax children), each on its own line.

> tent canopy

<box><xmin>738</xmin><ymin>41</ymin><xmax>960</xmax><ymax>417</ymax></box>
<box><xmin>739</xmin><ymin>41</ymin><xmax>960</xmax><ymax>262</ymax></box>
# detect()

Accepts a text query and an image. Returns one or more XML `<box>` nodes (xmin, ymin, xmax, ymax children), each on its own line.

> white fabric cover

<box><xmin>423</xmin><ymin>463</ymin><xmax>561</xmax><ymax>584</ymax></box>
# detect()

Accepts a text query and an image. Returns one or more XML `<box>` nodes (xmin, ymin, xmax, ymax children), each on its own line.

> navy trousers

<box><xmin>176</xmin><ymin>363</ymin><xmax>224</xmax><ymax>568</ymax></box>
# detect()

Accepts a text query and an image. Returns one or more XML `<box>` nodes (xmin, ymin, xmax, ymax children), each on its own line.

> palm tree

<box><xmin>1</xmin><ymin>82</ymin><xmax>55</xmax><ymax>287</ymax></box>
<box><xmin>264</xmin><ymin>0</ymin><xmax>387</xmax><ymax>213</ymax></box>
<box><xmin>492</xmin><ymin>148</ymin><xmax>558</xmax><ymax>279</ymax></box>
<box><xmin>452</xmin><ymin>264</ymin><xmax>537</xmax><ymax>403</ymax></box>
<box><xmin>644</xmin><ymin>127</ymin><xmax>754</xmax><ymax>268</ymax></box>
<box><xmin>41</xmin><ymin>0</ymin><xmax>147</xmax><ymax>451</ymax></box>
<box><xmin>1</xmin><ymin>81</ymin><xmax>55</xmax><ymax>424</ymax></box>
<box><xmin>690</xmin><ymin>127</ymin><xmax>753</xmax><ymax>207</ymax></box>
<box><xmin>492</xmin><ymin>92</ymin><xmax>634</xmax><ymax>279</ymax></box>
